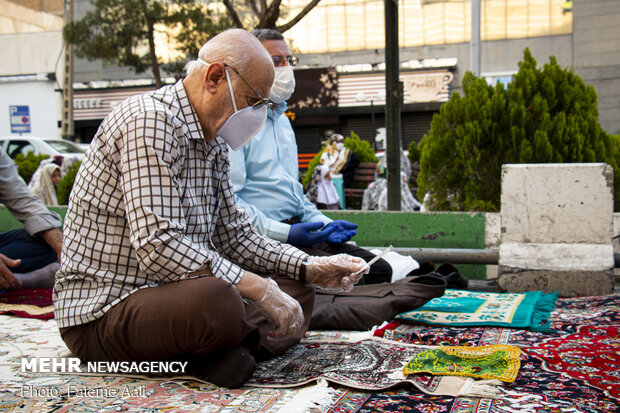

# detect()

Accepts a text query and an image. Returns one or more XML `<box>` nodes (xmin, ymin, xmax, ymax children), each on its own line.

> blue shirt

<box><xmin>229</xmin><ymin>103</ymin><xmax>332</xmax><ymax>243</ymax></box>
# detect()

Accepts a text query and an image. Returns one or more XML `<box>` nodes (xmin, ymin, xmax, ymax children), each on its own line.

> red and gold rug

<box><xmin>0</xmin><ymin>288</ymin><xmax>53</xmax><ymax>320</ymax></box>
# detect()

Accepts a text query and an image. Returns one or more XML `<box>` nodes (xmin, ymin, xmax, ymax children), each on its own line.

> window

<box><xmin>284</xmin><ymin>0</ymin><xmax>572</xmax><ymax>54</ymax></box>
<box><xmin>6</xmin><ymin>141</ymin><xmax>34</xmax><ymax>159</ymax></box>
<box><xmin>45</xmin><ymin>140</ymin><xmax>84</xmax><ymax>154</ymax></box>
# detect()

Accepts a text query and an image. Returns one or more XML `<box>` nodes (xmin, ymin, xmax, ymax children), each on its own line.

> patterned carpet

<box><xmin>0</xmin><ymin>293</ymin><xmax>618</xmax><ymax>412</ymax></box>
<box><xmin>368</xmin><ymin>293</ymin><xmax>620</xmax><ymax>412</ymax></box>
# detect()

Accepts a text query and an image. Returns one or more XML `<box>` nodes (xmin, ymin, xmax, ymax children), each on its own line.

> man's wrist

<box><xmin>237</xmin><ymin>271</ymin><xmax>270</xmax><ymax>301</ymax></box>
<box><xmin>299</xmin><ymin>260</ymin><xmax>307</xmax><ymax>283</ymax></box>
<box><xmin>40</xmin><ymin>228</ymin><xmax>63</xmax><ymax>256</ymax></box>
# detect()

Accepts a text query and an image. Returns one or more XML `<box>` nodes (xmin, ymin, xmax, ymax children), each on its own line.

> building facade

<box><xmin>0</xmin><ymin>0</ymin><xmax>64</xmax><ymax>137</ymax></box>
<box><xmin>70</xmin><ymin>0</ymin><xmax>620</xmax><ymax>151</ymax></box>
<box><xmin>3</xmin><ymin>1</ymin><xmax>618</xmax><ymax>149</ymax></box>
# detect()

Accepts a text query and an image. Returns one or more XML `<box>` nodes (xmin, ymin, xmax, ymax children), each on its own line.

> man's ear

<box><xmin>204</xmin><ymin>62</ymin><xmax>226</xmax><ymax>94</ymax></box>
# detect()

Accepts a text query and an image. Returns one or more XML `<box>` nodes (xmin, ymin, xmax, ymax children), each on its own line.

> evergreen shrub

<box><xmin>57</xmin><ymin>161</ymin><xmax>81</xmax><ymax>205</ymax></box>
<box><xmin>14</xmin><ymin>153</ymin><xmax>50</xmax><ymax>185</ymax></box>
<box><xmin>302</xmin><ymin>131</ymin><xmax>378</xmax><ymax>187</ymax></box>
<box><xmin>417</xmin><ymin>49</ymin><xmax>620</xmax><ymax>211</ymax></box>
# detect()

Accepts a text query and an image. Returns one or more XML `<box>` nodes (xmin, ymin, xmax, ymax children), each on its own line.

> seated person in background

<box><xmin>229</xmin><ymin>29</ymin><xmax>392</xmax><ymax>285</ymax></box>
<box><xmin>53</xmin><ymin>29</ymin><xmax>367</xmax><ymax>389</ymax></box>
<box><xmin>30</xmin><ymin>163</ymin><xmax>62</xmax><ymax>206</ymax></box>
<box><xmin>362</xmin><ymin>151</ymin><xmax>422</xmax><ymax>212</ymax></box>
<box><xmin>306</xmin><ymin>164</ymin><xmax>341</xmax><ymax>210</ymax></box>
<box><xmin>320</xmin><ymin>133</ymin><xmax>350</xmax><ymax>175</ymax></box>
<box><xmin>0</xmin><ymin>150</ymin><xmax>62</xmax><ymax>290</ymax></box>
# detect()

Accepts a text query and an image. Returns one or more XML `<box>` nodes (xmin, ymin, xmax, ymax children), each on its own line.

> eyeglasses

<box><xmin>272</xmin><ymin>55</ymin><xmax>299</xmax><ymax>67</ymax></box>
<box><xmin>224</xmin><ymin>64</ymin><xmax>274</xmax><ymax>110</ymax></box>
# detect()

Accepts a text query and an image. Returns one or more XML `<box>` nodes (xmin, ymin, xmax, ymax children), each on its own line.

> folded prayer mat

<box><xmin>402</xmin><ymin>344</ymin><xmax>521</xmax><ymax>383</ymax></box>
<box><xmin>396</xmin><ymin>289</ymin><xmax>558</xmax><ymax>331</ymax></box>
<box><xmin>0</xmin><ymin>288</ymin><xmax>54</xmax><ymax>319</ymax></box>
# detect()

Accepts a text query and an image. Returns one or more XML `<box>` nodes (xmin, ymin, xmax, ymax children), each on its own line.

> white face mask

<box><xmin>197</xmin><ymin>59</ymin><xmax>268</xmax><ymax>150</ymax></box>
<box><xmin>268</xmin><ymin>66</ymin><xmax>296</xmax><ymax>104</ymax></box>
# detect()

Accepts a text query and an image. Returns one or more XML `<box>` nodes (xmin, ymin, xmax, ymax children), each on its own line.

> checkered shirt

<box><xmin>53</xmin><ymin>80</ymin><xmax>309</xmax><ymax>328</ymax></box>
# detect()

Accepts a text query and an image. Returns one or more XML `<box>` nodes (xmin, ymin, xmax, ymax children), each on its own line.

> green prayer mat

<box><xmin>402</xmin><ymin>344</ymin><xmax>521</xmax><ymax>382</ymax></box>
<box><xmin>395</xmin><ymin>289</ymin><xmax>558</xmax><ymax>331</ymax></box>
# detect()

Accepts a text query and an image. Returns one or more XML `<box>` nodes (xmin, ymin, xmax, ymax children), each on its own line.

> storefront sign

<box><xmin>74</xmin><ymin>98</ymin><xmax>105</xmax><ymax>109</ymax></box>
<box><xmin>402</xmin><ymin>71</ymin><xmax>454</xmax><ymax>103</ymax></box>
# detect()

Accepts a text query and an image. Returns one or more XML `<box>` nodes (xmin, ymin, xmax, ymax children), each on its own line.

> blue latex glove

<box><xmin>323</xmin><ymin>220</ymin><xmax>358</xmax><ymax>244</ymax></box>
<box><xmin>287</xmin><ymin>222</ymin><xmax>336</xmax><ymax>247</ymax></box>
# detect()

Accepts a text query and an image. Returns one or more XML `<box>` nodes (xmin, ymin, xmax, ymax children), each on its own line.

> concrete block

<box><xmin>500</xmin><ymin>163</ymin><xmax>614</xmax><ymax>245</ymax></box>
<box><xmin>497</xmin><ymin>268</ymin><xmax>614</xmax><ymax>297</ymax></box>
<box><xmin>485</xmin><ymin>213</ymin><xmax>501</xmax><ymax>249</ymax></box>
<box><xmin>485</xmin><ymin>213</ymin><xmax>501</xmax><ymax>280</ymax></box>
<box><xmin>499</xmin><ymin>243</ymin><xmax>613</xmax><ymax>272</ymax></box>
<box><xmin>499</xmin><ymin>163</ymin><xmax>615</xmax><ymax>297</ymax></box>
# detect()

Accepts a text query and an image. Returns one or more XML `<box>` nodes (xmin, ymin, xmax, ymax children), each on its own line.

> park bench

<box><xmin>343</xmin><ymin>162</ymin><xmax>377</xmax><ymax>209</ymax></box>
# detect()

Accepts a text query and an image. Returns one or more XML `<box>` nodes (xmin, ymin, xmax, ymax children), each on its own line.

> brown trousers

<box><xmin>59</xmin><ymin>275</ymin><xmax>314</xmax><ymax>367</ymax></box>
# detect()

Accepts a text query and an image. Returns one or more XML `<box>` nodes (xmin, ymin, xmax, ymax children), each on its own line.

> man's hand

<box><xmin>322</xmin><ymin>220</ymin><xmax>358</xmax><ymax>244</ymax></box>
<box><xmin>306</xmin><ymin>254</ymin><xmax>368</xmax><ymax>292</ymax></box>
<box><xmin>236</xmin><ymin>271</ymin><xmax>304</xmax><ymax>338</ymax></box>
<box><xmin>39</xmin><ymin>228</ymin><xmax>63</xmax><ymax>263</ymax></box>
<box><xmin>287</xmin><ymin>222</ymin><xmax>335</xmax><ymax>247</ymax></box>
<box><xmin>0</xmin><ymin>254</ymin><xmax>22</xmax><ymax>289</ymax></box>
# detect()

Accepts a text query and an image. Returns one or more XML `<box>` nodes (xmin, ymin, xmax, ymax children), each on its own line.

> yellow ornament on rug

<box><xmin>402</xmin><ymin>344</ymin><xmax>521</xmax><ymax>383</ymax></box>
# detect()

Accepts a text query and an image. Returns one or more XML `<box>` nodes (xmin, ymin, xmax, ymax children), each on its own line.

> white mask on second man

<box><xmin>268</xmin><ymin>66</ymin><xmax>296</xmax><ymax>104</ymax></box>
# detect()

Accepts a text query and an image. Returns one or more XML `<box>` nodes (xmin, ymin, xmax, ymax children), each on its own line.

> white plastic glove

<box><xmin>306</xmin><ymin>254</ymin><xmax>369</xmax><ymax>292</ymax></box>
<box><xmin>256</xmin><ymin>278</ymin><xmax>305</xmax><ymax>338</ymax></box>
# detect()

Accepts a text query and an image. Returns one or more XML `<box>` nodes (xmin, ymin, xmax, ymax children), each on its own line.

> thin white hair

<box><xmin>184</xmin><ymin>29</ymin><xmax>271</xmax><ymax>78</ymax></box>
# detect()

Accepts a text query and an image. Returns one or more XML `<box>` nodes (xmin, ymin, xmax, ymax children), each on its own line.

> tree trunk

<box><xmin>221</xmin><ymin>0</ymin><xmax>245</xmax><ymax>28</ymax></box>
<box><xmin>258</xmin><ymin>0</ymin><xmax>282</xmax><ymax>28</ymax></box>
<box><xmin>147</xmin><ymin>20</ymin><xmax>162</xmax><ymax>89</ymax></box>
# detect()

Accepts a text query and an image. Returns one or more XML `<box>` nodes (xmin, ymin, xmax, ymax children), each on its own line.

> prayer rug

<box><xmin>402</xmin><ymin>344</ymin><xmax>521</xmax><ymax>382</ymax></box>
<box><xmin>0</xmin><ymin>288</ymin><xmax>53</xmax><ymax>320</ymax></box>
<box><xmin>395</xmin><ymin>289</ymin><xmax>558</xmax><ymax>331</ymax></box>
<box><xmin>247</xmin><ymin>337</ymin><xmax>503</xmax><ymax>398</ymax></box>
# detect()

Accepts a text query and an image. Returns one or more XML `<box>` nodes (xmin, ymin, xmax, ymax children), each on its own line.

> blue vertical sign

<box><xmin>10</xmin><ymin>105</ymin><xmax>31</xmax><ymax>134</ymax></box>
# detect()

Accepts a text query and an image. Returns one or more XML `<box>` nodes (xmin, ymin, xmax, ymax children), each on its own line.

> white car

<box><xmin>0</xmin><ymin>136</ymin><xmax>86</xmax><ymax>161</ymax></box>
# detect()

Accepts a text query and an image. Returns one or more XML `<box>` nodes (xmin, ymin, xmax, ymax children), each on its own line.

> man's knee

<box><xmin>183</xmin><ymin>278</ymin><xmax>249</xmax><ymax>338</ymax></box>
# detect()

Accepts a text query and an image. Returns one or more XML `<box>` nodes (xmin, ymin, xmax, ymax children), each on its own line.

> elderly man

<box><xmin>54</xmin><ymin>29</ymin><xmax>366</xmax><ymax>388</ymax></box>
<box><xmin>229</xmin><ymin>29</ymin><xmax>392</xmax><ymax>284</ymax></box>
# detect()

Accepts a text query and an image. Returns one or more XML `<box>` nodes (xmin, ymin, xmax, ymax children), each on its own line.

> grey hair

<box><xmin>184</xmin><ymin>29</ymin><xmax>270</xmax><ymax>77</ymax></box>
<box><xmin>251</xmin><ymin>28</ymin><xmax>284</xmax><ymax>41</ymax></box>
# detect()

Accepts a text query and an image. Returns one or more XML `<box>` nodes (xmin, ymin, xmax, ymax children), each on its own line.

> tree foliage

<box><xmin>344</xmin><ymin>132</ymin><xmax>379</xmax><ymax>163</ymax></box>
<box><xmin>221</xmin><ymin>0</ymin><xmax>322</xmax><ymax>32</ymax></box>
<box><xmin>407</xmin><ymin>140</ymin><xmax>420</xmax><ymax>164</ymax></box>
<box><xmin>167</xmin><ymin>3</ymin><xmax>234</xmax><ymax>60</ymax></box>
<box><xmin>417</xmin><ymin>49</ymin><xmax>620</xmax><ymax>211</ymax></box>
<box><xmin>13</xmin><ymin>153</ymin><xmax>50</xmax><ymax>185</ymax></box>
<box><xmin>64</xmin><ymin>1</ymin><xmax>322</xmax><ymax>85</ymax></box>
<box><xmin>64</xmin><ymin>0</ymin><xmax>229</xmax><ymax>88</ymax></box>
<box><xmin>57</xmin><ymin>161</ymin><xmax>81</xmax><ymax>206</ymax></box>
